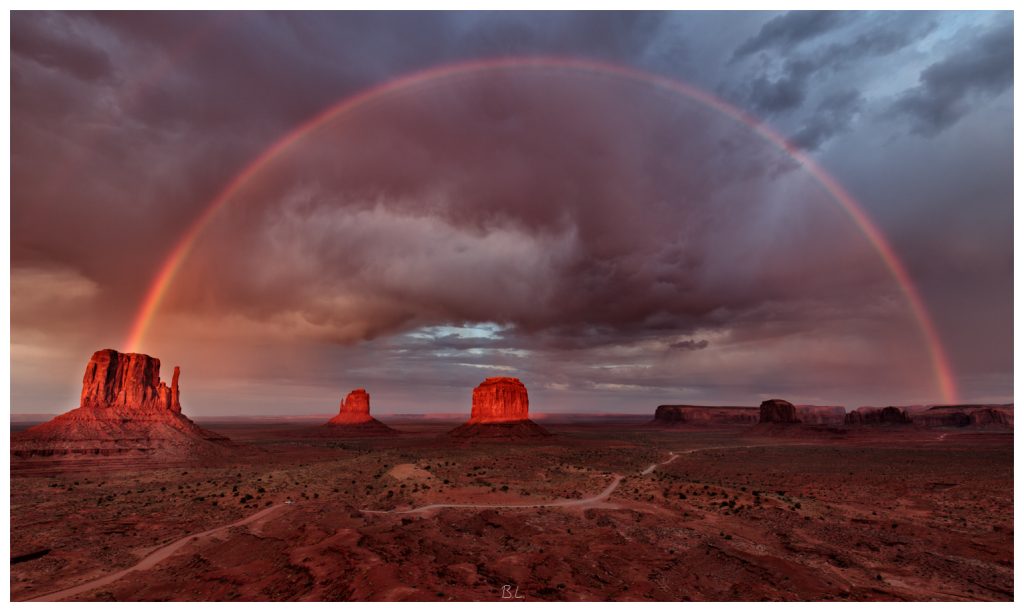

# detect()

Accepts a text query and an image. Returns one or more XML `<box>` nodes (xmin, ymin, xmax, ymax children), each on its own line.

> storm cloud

<box><xmin>10</xmin><ymin>11</ymin><xmax>1013</xmax><ymax>415</ymax></box>
<box><xmin>733</xmin><ymin>10</ymin><xmax>848</xmax><ymax>59</ymax></box>
<box><xmin>892</xmin><ymin>20</ymin><xmax>1013</xmax><ymax>136</ymax></box>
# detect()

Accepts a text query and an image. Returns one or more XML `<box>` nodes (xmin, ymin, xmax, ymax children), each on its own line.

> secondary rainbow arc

<box><xmin>125</xmin><ymin>56</ymin><xmax>959</xmax><ymax>404</ymax></box>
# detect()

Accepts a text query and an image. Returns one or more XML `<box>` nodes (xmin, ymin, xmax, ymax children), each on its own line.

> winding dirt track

<box><xmin>22</xmin><ymin>444</ymin><xmax>775</xmax><ymax>601</ymax></box>
<box><xmin>23</xmin><ymin>503</ymin><xmax>289</xmax><ymax>602</ymax></box>
<box><xmin>364</xmin><ymin>444</ymin><xmax>770</xmax><ymax>515</ymax></box>
<box><xmin>363</xmin><ymin>474</ymin><xmax>626</xmax><ymax>515</ymax></box>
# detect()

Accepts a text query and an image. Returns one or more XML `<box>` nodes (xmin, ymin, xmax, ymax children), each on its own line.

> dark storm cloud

<box><xmin>167</xmin><ymin>68</ymin><xmax>879</xmax><ymax>363</ymax></box>
<box><xmin>892</xmin><ymin>20</ymin><xmax>1013</xmax><ymax>136</ymax></box>
<box><xmin>669</xmin><ymin>339</ymin><xmax>709</xmax><ymax>351</ymax></box>
<box><xmin>733</xmin><ymin>11</ymin><xmax>848</xmax><ymax>59</ymax></box>
<box><xmin>813</xmin><ymin>16</ymin><xmax>938</xmax><ymax>70</ymax></box>
<box><xmin>744</xmin><ymin>60</ymin><xmax>812</xmax><ymax>113</ymax></box>
<box><xmin>791</xmin><ymin>89</ymin><xmax>864</xmax><ymax>151</ymax></box>
<box><xmin>10</xmin><ymin>11</ymin><xmax>1014</xmax><ymax>414</ymax></box>
<box><xmin>11</xmin><ymin>12</ymin><xmax>115</xmax><ymax>83</ymax></box>
<box><xmin>736</xmin><ymin>13</ymin><xmax>936</xmax><ymax>125</ymax></box>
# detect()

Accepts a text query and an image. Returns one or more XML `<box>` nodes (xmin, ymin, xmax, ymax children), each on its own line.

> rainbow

<box><xmin>125</xmin><ymin>56</ymin><xmax>959</xmax><ymax>404</ymax></box>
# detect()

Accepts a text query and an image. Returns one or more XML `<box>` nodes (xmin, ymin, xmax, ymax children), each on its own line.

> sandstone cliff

<box><xmin>450</xmin><ymin>377</ymin><xmax>549</xmax><ymax>438</ymax></box>
<box><xmin>913</xmin><ymin>404</ymin><xmax>1013</xmax><ymax>429</ymax></box>
<box><xmin>12</xmin><ymin>349</ymin><xmax>227</xmax><ymax>459</ymax></box>
<box><xmin>845</xmin><ymin>406</ymin><xmax>912</xmax><ymax>426</ymax></box>
<box><xmin>79</xmin><ymin>349</ymin><xmax>182</xmax><ymax>413</ymax></box>
<box><xmin>653</xmin><ymin>405</ymin><xmax>758</xmax><ymax>426</ymax></box>
<box><xmin>795</xmin><ymin>405</ymin><xmax>846</xmax><ymax>426</ymax></box>
<box><xmin>469</xmin><ymin>377</ymin><xmax>530</xmax><ymax>423</ymax></box>
<box><xmin>759</xmin><ymin>399</ymin><xmax>800</xmax><ymax>424</ymax></box>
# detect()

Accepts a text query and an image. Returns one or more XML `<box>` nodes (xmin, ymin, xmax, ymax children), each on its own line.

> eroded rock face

<box><xmin>327</xmin><ymin>388</ymin><xmax>376</xmax><ymax>426</ymax></box>
<box><xmin>969</xmin><ymin>408</ymin><xmax>1012</xmax><ymax>428</ymax></box>
<box><xmin>795</xmin><ymin>405</ymin><xmax>846</xmax><ymax>426</ymax></box>
<box><xmin>653</xmin><ymin>405</ymin><xmax>758</xmax><ymax>426</ymax></box>
<box><xmin>79</xmin><ymin>349</ymin><xmax>181</xmax><ymax>413</ymax></box>
<box><xmin>759</xmin><ymin>399</ymin><xmax>799</xmax><ymax>424</ymax></box>
<box><xmin>844</xmin><ymin>406</ymin><xmax>912</xmax><ymax>426</ymax></box>
<box><xmin>321</xmin><ymin>387</ymin><xmax>395</xmax><ymax>434</ymax></box>
<box><xmin>914</xmin><ymin>404</ymin><xmax>1013</xmax><ymax>429</ymax></box>
<box><xmin>450</xmin><ymin>377</ymin><xmax>549</xmax><ymax>438</ymax></box>
<box><xmin>913</xmin><ymin>411</ymin><xmax>971</xmax><ymax>428</ymax></box>
<box><xmin>12</xmin><ymin>349</ymin><xmax>227</xmax><ymax>459</ymax></box>
<box><xmin>342</xmin><ymin>388</ymin><xmax>370</xmax><ymax>414</ymax></box>
<box><xmin>470</xmin><ymin>377</ymin><xmax>529</xmax><ymax>423</ymax></box>
<box><xmin>171</xmin><ymin>366</ymin><xmax>181</xmax><ymax>413</ymax></box>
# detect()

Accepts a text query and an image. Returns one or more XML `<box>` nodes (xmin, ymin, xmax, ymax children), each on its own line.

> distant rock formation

<box><xmin>967</xmin><ymin>408</ymin><xmax>1013</xmax><ymax>428</ymax></box>
<box><xmin>844</xmin><ymin>406</ymin><xmax>912</xmax><ymax>426</ymax></box>
<box><xmin>328</xmin><ymin>388</ymin><xmax>372</xmax><ymax>424</ymax></box>
<box><xmin>914</xmin><ymin>410</ymin><xmax>970</xmax><ymax>427</ymax></box>
<box><xmin>913</xmin><ymin>404</ymin><xmax>1013</xmax><ymax>429</ymax></box>
<box><xmin>653</xmin><ymin>405</ymin><xmax>758</xmax><ymax>426</ymax></box>
<box><xmin>469</xmin><ymin>377</ymin><xmax>530</xmax><ymax>423</ymax></box>
<box><xmin>12</xmin><ymin>349</ymin><xmax>228</xmax><ymax>459</ymax></box>
<box><xmin>449</xmin><ymin>377</ymin><xmax>549</xmax><ymax>438</ymax></box>
<box><xmin>759</xmin><ymin>399</ymin><xmax>800</xmax><ymax>424</ymax></box>
<box><xmin>795</xmin><ymin>405</ymin><xmax>846</xmax><ymax>426</ymax></box>
<box><xmin>322</xmin><ymin>388</ymin><xmax>395</xmax><ymax>435</ymax></box>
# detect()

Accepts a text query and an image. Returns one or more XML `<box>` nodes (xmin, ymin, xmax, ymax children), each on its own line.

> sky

<box><xmin>10</xmin><ymin>11</ymin><xmax>1013</xmax><ymax>416</ymax></box>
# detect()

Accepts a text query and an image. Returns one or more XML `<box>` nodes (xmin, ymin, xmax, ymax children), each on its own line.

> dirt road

<box><xmin>365</xmin><ymin>444</ymin><xmax>774</xmax><ymax>515</ymax></box>
<box><xmin>23</xmin><ymin>503</ymin><xmax>290</xmax><ymax>602</ymax></box>
<box><xmin>23</xmin><ymin>444</ymin><xmax>784</xmax><ymax>600</ymax></box>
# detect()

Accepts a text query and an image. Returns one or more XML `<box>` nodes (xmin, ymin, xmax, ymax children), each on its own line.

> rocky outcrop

<box><xmin>469</xmin><ymin>377</ymin><xmax>530</xmax><ymax>423</ymax></box>
<box><xmin>323</xmin><ymin>388</ymin><xmax>395</xmax><ymax>435</ymax></box>
<box><xmin>759</xmin><ymin>399</ymin><xmax>800</xmax><ymax>424</ymax></box>
<box><xmin>653</xmin><ymin>405</ymin><xmax>758</xmax><ymax>426</ymax></box>
<box><xmin>12</xmin><ymin>349</ymin><xmax>227</xmax><ymax>460</ymax></box>
<box><xmin>78</xmin><ymin>349</ymin><xmax>181</xmax><ymax>413</ymax></box>
<box><xmin>913</xmin><ymin>411</ymin><xmax>970</xmax><ymax>428</ymax></box>
<box><xmin>342</xmin><ymin>388</ymin><xmax>369</xmax><ymax>415</ymax></box>
<box><xmin>170</xmin><ymin>366</ymin><xmax>181</xmax><ymax>413</ymax></box>
<box><xmin>450</xmin><ymin>377</ymin><xmax>549</xmax><ymax>438</ymax></box>
<box><xmin>968</xmin><ymin>408</ymin><xmax>1013</xmax><ymax>428</ymax></box>
<box><xmin>844</xmin><ymin>406</ymin><xmax>912</xmax><ymax>426</ymax></box>
<box><xmin>328</xmin><ymin>388</ymin><xmax>372</xmax><ymax>424</ymax></box>
<box><xmin>448</xmin><ymin>419</ymin><xmax>551</xmax><ymax>438</ymax></box>
<box><xmin>913</xmin><ymin>404</ymin><xmax>1013</xmax><ymax>429</ymax></box>
<box><xmin>795</xmin><ymin>405</ymin><xmax>846</xmax><ymax>426</ymax></box>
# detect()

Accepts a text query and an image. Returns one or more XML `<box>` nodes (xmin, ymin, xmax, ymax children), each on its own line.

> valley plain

<box><xmin>10</xmin><ymin>418</ymin><xmax>1013</xmax><ymax>602</ymax></box>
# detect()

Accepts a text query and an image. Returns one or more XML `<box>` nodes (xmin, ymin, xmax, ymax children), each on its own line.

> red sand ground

<box><xmin>9</xmin><ymin>418</ymin><xmax>1013</xmax><ymax>601</ymax></box>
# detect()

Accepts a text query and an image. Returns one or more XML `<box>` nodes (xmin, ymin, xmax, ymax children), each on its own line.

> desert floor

<box><xmin>10</xmin><ymin>419</ymin><xmax>1013</xmax><ymax>601</ymax></box>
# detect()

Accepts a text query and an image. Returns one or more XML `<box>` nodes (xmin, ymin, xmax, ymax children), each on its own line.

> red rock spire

<box><xmin>171</xmin><ymin>366</ymin><xmax>181</xmax><ymax>413</ymax></box>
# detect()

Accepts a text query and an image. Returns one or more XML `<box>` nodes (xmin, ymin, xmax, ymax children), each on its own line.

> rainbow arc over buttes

<box><xmin>124</xmin><ymin>56</ymin><xmax>958</xmax><ymax>404</ymax></box>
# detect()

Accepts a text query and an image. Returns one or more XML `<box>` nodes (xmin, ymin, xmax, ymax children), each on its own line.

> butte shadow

<box><xmin>11</xmin><ymin>349</ymin><xmax>229</xmax><ymax>461</ymax></box>
<box><xmin>447</xmin><ymin>377</ymin><xmax>550</xmax><ymax>439</ymax></box>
